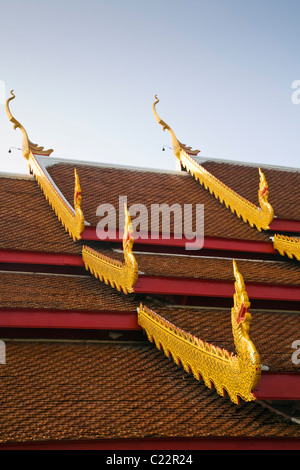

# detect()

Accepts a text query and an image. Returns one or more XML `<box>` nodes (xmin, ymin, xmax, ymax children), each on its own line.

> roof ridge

<box><xmin>163</xmin><ymin>304</ymin><xmax>300</xmax><ymax>314</ymax></box>
<box><xmin>0</xmin><ymin>269</ymin><xmax>90</xmax><ymax>278</ymax></box>
<box><xmin>129</xmin><ymin>249</ymin><xmax>284</xmax><ymax>264</ymax></box>
<box><xmin>195</xmin><ymin>156</ymin><xmax>300</xmax><ymax>173</ymax></box>
<box><xmin>36</xmin><ymin>154</ymin><xmax>189</xmax><ymax>176</ymax></box>
<box><xmin>0</xmin><ymin>338</ymin><xmax>146</xmax><ymax>344</ymax></box>
<box><xmin>0</xmin><ymin>172</ymin><xmax>33</xmax><ymax>180</ymax></box>
<box><xmin>37</xmin><ymin>153</ymin><xmax>300</xmax><ymax>175</ymax></box>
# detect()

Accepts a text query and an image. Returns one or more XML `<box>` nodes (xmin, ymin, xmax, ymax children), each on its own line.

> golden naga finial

<box><xmin>5</xmin><ymin>90</ymin><xmax>53</xmax><ymax>159</ymax></box>
<box><xmin>73</xmin><ymin>168</ymin><xmax>85</xmax><ymax>239</ymax></box>
<box><xmin>258</xmin><ymin>167</ymin><xmax>268</xmax><ymax>197</ymax></box>
<box><xmin>5</xmin><ymin>90</ymin><xmax>85</xmax><ymax>241</ymax></box>
<box><xmin>231</xmin><ymin>260</ymin><xmax>261</xmax><ymax>399</ymax></box>
<box><xmin>258</xmin><ymin>167</ymin><xmax>272</xmax><ymax>207</ymax></box>
<box><xmin>232</xmin><ymin>259</ymin><xmax>250</xmax><ymax>317</ymax></box>
<box><xmin>74</xmin><ymin>168</ymin><xmax>82</xmax><ymax>208</ymax></box>
<box><xmin>123</xmin><ymin>202</ymin><xmax>133</xmax><ymax>248</ymax></box>
<box><xmin>138</xmin><ymin>260</ymin><xmax>261</xmax><ymax>404</ymax></box>
<box><xmin>6</xmin><ymin>90</ymin><xmax>30</xmax><ymax>160</ymax></box>
<box><xmin>82</xmin><ymin>204</ymin><xmax>138</xmax><ymax>294</ymax></box>
<box><xmin>152</xmin><ymin>95</ymin><xmax>200</xmax><ymax>159</ymax></box>
<box><xmin>257</xmin><ymin>167</ymin><xmax>274</xmax><ymax>227</ymax></box>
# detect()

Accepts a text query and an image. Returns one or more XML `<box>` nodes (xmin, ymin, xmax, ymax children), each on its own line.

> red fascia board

<box><xmin>0</xmin><ymin>437</ymin><xmax>299</xmax><ymax>450</ymax></box>
<box><xmin>0</xmin><ymin>309</ymin><xmax>138</xmax><ymax>330</ymax></box>
<box><xmin>202</xmin><ymin>237</ymin><xmax>275</xmax><ymax>254</ymax></box>
<box><xmin>81</xmin><ymin>227</ymin><xmax>275</xmax><ymax>254</ymax></box>
<box><xmin>0</xmin><ymin>249</ymin><xmax>83</xmax><ymax>266</ymax></box>
<box><xmin>269</xmin><ymin>218</ymin><xmax>300</xmax><ymax>233</ymax></box>
<box><xmin>133</xmin><ymin>276</ymin><xmax>300</xmax><ymax>301</ymax></box>
<box><xmin>254</xmin><ymin>373</ymin><xmax>300</xmax><ymax>400</ymax></box>
<box><xmin>1</xmin><ymin>306</ymin><xmax>299</xmax><ymax>401</ymax></box>
<box><xmin>1</xmin><ymin>250</ymin><xmax>299</xmax><ymax>301</ymax></box>
<box><xmin>0</xmin><ymin>240</ymin><xmax>276</xmax><ymax>269</ymax></box>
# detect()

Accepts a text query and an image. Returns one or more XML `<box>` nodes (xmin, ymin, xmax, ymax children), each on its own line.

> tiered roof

<box><xmin>0</xmin><ymin>91</ymin><xmax>299</xmax><ymax>449</ymax></box>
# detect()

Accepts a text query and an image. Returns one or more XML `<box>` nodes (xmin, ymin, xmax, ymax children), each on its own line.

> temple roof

<box><xmin>1</xmin><ymin>92</ymin><xmax>300</xmax><ymax>448</ymax></box>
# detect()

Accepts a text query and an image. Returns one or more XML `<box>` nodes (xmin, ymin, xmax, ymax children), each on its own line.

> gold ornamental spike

<box><xmin>74</xmin><ymin>168</ymin><xmax>82</xmax><ymax>208</ymax></box>
<box><xmin>232</xmin><ymin>259</ymin><xmax>250</xmax><ymax>314</ymax></box>
<box><xmin>123</xmin><ymin>202</ymin><xmax>134</xmax><ymax>249</ymax></box>
<box><xmin>82</xmin><ymin>204</ymin><xmax>138</xmax><ymax>294</ymax></box>
<box><xmin>73</xmin><ymin>168</ymin><xmax>85</xmax><ymax>239</ymax></box>
<box><xmin>6</xmin><ymin>90</ymin><xmax>53</xmax><ymax>158</ymax></box>
<box><xmin>152</xmin><ymin>95</ymin><xmax>200</xmax><ymax>159</ymax></box>
<box><xmin>138</xmin><ymin>260</ymin><xmax>261</xmax><ymax>404</ymax></box>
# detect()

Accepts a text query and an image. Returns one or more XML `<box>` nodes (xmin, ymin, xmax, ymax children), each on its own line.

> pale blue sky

<box><xmin>0</xmin><ymin>0</ymin><xmax>299</xmax><ymax>175</ymax></box>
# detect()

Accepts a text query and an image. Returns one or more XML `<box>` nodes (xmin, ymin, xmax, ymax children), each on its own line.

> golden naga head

<box><xmin>258</xmin><ymin>167</ymin><xmax>269</xmax><ymax>198</ymax></box>
<box><xmin>123</xmin><ymin>203</ymin><xmax>134</xmax><ymax>248</ymax></box>
<box><xmin>232</xmin><ymin>260</ymin><xmax>251</xmax><ymax>334</ymax></box>
<box><xmin>5</xmin><ymin>90</ymin><xmax>53</xmax><ymax>159</ymax></box>
<box><xmin>74</xmin><ymin>168</ymin><xmax>82</xmax><ymax>208</ymax></box>
<box><xmin>152</xmin><ymin>95</ymin><xmax>200</xmax><ymax>159</ymax></box>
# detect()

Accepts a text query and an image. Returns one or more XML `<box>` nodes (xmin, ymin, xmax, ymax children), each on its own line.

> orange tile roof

<box><xmin>46</xmin><ymin>162</ymin><xmax>271</xmax><ymax>241</ymax></box>
<box><xmin>201</xmin><ymin>160</ymin><xmax>300</xmax><ymax>220</ymax></box>
<box><xmin>0</xmin><ymin>340</ymin><xmax>299</xmax><ymax>444</ymax></box>
<box><xmin>0</xmin><ymin>176</ymin><xmax>81</xmax><ymax>254</ymax></box>
<box><xmin>133</xmin><ymin>252</ymin><xmax>300</xmax><ymax>286</ymax></box>
<box><xmin>0</xmin><ymin>271</ymin><xmax>137</xmax><ymax>312</ymax></box>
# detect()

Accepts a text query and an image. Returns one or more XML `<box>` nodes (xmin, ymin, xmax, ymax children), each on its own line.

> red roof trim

<box><xmin>1</xmin><ymin>250</ymin><xmax>299</xmax><ymax>301</ymax></box>
<box><xmin>202</xmin><ymin>237</ymin><xmax>275</xmax><ymax>253</ymax></box>
<box><xmin>133</xmin><ymin>276</ymin><xmax>300</xmax><ymax>301</ymax></box>
<box><xmin>0</xmin><ymin>309</ymin><xmax>137</xmax><ymax>330</ymax></box>
<box><xmin>254</xmin><ymin>373</ymin><xmax>300</xmax><ymax>400</ymax></box>
<box><xmin>0</xmin><ymin>249</ymin><xmax>83</xmax><ymax>266</ymax></box>
<box><xmin>1</xmin><ymin>307</ymin><xmax>299</xmax><ymax>401</ymax></box>
<box><xmin>0</xmin><ymin>437</ymin><xmax>299</xmax><ymax>450</ymax></box>
<box><xmin>81</xmin><ymin>227</ymin><xmax>275</xmax><ymax>254</ymax></box>
<box><xmin>269</xmin><ymin>218</ymin><xmax>300</xmax><ymax>233</ymax></box>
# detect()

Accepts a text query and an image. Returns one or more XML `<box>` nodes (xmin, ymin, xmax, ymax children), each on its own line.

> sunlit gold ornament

<box><xmin>273</xmin><ymin>234</ymin><xmax>300</xmax><ymax>261</ymax></box>
<box><xmin>153</xmin><ymin>96</ymin><xmax>274</xmax><ymax>231</ymax></box>
<box><xmin>82</xmin><ymin>204</ymin><xmax>138</xmax><ymax>294</ymax></box>
<box><xmin>138</xmin><ymin>260</ymin><xmax>261</xmax><ymax>404</ymax></box>
<box><xmin>6</xmin><ymin>90</ymin><xmax>85</xmax><ymax>240</ymax></box>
